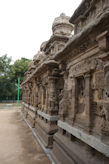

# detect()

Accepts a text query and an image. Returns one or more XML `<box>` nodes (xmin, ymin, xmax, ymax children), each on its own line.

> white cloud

<box><xmin>0</xmin><ymin>0</ymin><xmax>82</xmax><ymax>61</ymax></box>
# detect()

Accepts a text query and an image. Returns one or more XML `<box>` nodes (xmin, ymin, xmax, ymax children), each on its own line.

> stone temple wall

<box><xmin>22</xmin><ymin>0</ymin><xmax>109</xmax><ymax>163</ymax></box>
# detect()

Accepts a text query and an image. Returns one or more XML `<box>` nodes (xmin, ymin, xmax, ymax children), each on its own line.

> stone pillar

<box><xmin>39</xmin><ymin>84</ymin><xmax>43</xmax><ymax>110</ymax></box>
<box><xmin>32</xmin><ymin>78</ymin><xmax>37</xmax><ymax>107</ymax></box>
<box><xmin>45</xmin><ymin>85</ymin><xmax>48</xmax><ymax>113</ymax></box>
<box><xmin>28</xmin><ymin>82</ymin><xmax>32</xmax><ymax>105</ymax></box>
<box><xmin>84</xmin><ymin>73</ymin><xmax>91</xmax><ymax>129</ymax></box>
<box><xmin>34</xmin><ymin>83</ymin><xmax>38</xmax><ymax>108</ymax></box>
<box><xmin>41</xmin><ymin>85</ymin><xmax>46</xmax><ymax>111</ymax></box>
<box><xmin>22</xmin><ymin>86</ymin><xmax>25</xmax><ymax>102</ymax></box>
<box><xmin>70</xmin><ymin>77</ymin><xmax>77</xmax><ymax>124</ymax></box>
<box><xmin>48</xmin><ymin>76</ymin><xmax>58</xmax><ymax>115</ymax></box>
<box><xmin>37</xmin><ymin>83</ymin><xmax>41</xmax><ymax>109</ymax></box>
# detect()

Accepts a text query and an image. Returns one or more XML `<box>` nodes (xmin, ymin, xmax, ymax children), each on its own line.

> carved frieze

<box><xmin>69</xmin><ymin>58</ymin><xmax>96</xmax><ymax>77</ymax></box>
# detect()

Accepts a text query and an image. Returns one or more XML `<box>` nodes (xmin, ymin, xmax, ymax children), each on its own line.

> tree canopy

<box><xmin>0</xmin><ymin>55</ymin><xmax>31</xmax><ymax>100</ymax></box>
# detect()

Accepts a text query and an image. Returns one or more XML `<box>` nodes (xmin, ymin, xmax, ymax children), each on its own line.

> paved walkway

<box><xmin>0</xmin><ymin>107</ymin><xmax>50</xmax><ymax>164</ymax></box>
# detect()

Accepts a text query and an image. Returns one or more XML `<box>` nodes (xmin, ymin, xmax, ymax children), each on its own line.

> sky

<box><xmin>0</xmin><ymin>0</ymin><xmax>82</xmax><ymax>62</ymax></box>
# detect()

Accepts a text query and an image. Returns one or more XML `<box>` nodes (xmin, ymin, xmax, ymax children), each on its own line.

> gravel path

<box><xmin>0</xmin><ymin>108</ymin><xmax>50</xmax><ymax>164</ymax></box>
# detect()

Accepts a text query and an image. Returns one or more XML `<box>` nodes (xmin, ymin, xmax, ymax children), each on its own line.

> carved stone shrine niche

<box><xmin>73</xmin><ymin>72</ymin><xmax>92</xmax><ymax>131</ymax></box>
<box><xmin>68</xmin><ymin>60</ymin><xmax>94</xmax><ymax>127</ymax></box>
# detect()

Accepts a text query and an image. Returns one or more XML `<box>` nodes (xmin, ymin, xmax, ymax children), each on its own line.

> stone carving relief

<box><xmin>41</xmin><ymin>85</ymin><xmax>46</xmax><ymax>111</ymax></box>
<box><xmin>59</xmin><ymin>71</ymin><xmax>72</xmax><ymax>121</ymax></box>
<box><xmin>92</xmin><ymin>71</ymin><xmax>104</xmax><ymax>101</ymax></box>
<box><xmin>76</xmin><ymin>76</ymin><xmax>85</xmax><ymax>114</ymax></box>
<box><xmin>69</xmin><ymin>58</ymin><xmax>97</xmax><ymax>77</ymax></box>
<box><xmin>96</xmin><ymin>103</ymin><xmax>105</xmax><ymax>117</ymax></box>
<box><xmin>104</xmin><ymin>64</ymin><xmax>109</xmax><ymax>121</ymax></box>
<box><xmin>59</xmin><ymin>90</ymin><xmax>71</xmax><ymax>121</ymax></box>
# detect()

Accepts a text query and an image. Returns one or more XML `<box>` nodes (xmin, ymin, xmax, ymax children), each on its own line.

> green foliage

<box><xmin>0</xmin><ymin>55</ymin><xmax>12</xmax><ymax>97</ymax></box>
<box><xmin>0</xmin><ymin>55</ymin><xmax>31</xmax><ymax>100</ymax></box>
<box><xmin>0</xmin><ymin>54</ymin><xmax>11</xmax><ymax>75</ymax></box>
<box><xmin>10</xmin><ymin>57</ymin><xmax>30</xmax><ymax>83</ymax></box>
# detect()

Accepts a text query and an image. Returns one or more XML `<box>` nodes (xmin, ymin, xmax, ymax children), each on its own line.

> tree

<box><xmin>0</xmin><ymin>55</ymin><xmax>31</xmax><ymax>100</ymax></box>
<box><xmin>0</xmin><ymin>55</ymin><xmax>13</xmax><ymax>98</ymax></box>
<box><xmin>0</xmin><ymin>54</ymin><xmax>11</xmax><ymax>76</ymax></box>
<box><xmin>9</xmin><ymin>57</ymin><xmax>31</xmax><ymax>98</ymax></box>
<box><xmin>10</xmin><ymin>57</ymin><xmax>31</xmax><ymax>84</ymax></box>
